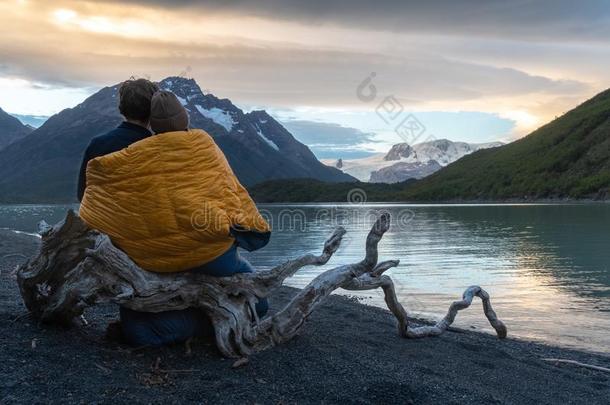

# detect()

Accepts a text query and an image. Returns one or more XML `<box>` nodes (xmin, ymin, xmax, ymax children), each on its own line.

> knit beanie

<box><xmin>150</xmin><ymin>90</ymin><xmax>190</xmax><ymax>134</ymax></box>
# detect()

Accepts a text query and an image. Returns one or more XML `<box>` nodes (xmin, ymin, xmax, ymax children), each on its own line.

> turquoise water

<box><xmin>1</xmin><ymin>203</ymin><xmax>609</xmax><ymax>354</ymax></box>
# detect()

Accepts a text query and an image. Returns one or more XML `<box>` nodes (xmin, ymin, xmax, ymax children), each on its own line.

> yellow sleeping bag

<box><xmin>79</xmin><ymin>129</ymin><xmax>270</xmax><ymax>273</ymax></box>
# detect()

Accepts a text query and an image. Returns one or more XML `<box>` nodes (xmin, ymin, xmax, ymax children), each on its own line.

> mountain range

<box><xmin>0</xmin><ymin>107</ymin><xmax>33</xmax><ymax>150</ymax></box>
<box><xmin>251</xmin><ymin>87</ymin><xmax>610</xmax><ymax>202</ymax></box>
<box><xmin>3</xmin><ymin>79</ymin><xmax>608</xmax><ymax>203</ymax></box>
<box><xmin>324</xmin><ymin>139</ymin><xmax>503</xmax><ymax>183</ymax></box>
<box><xmin>0</xmin><ymin>77</ymin><xmax>353</xmax><ymax>203</ymax></box>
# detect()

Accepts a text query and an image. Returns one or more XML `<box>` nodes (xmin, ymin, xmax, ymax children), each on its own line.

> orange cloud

<box><xmin>0</xmin><ymin>0</ymin><xmax>606</xmax><ymax>137</ymax></box>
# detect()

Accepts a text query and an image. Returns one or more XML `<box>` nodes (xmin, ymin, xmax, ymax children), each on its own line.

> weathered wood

<box><xmin>17</xmin><ymin>210</ymin><xmax>507</xmax><ymax>358</ymax></box>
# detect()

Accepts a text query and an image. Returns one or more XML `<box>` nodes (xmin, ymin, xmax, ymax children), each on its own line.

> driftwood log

<box><xmin>17</xmin><ymin>210</ymin><xmax>507</xmax><ymax>358</ymax></box>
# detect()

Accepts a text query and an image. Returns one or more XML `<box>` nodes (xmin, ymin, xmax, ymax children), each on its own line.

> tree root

<box><xmin>342</xmin><ymin>261</ymin><xmax>507</xmax><ymax>339</ymax></box>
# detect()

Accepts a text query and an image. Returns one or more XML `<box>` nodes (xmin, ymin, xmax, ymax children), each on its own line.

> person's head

<box><xmin>149</xmin><ymin>90</ymin><xmax>190</xmax><ymax>134</ymax></box>
<box><xmin>118</xmin><ymin>78</ymin><xmax>159</xmax><ymax>126</ymax></box>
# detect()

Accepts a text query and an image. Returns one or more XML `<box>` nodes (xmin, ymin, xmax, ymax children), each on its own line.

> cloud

<box><xmin>0</xmin><ymin>0</ymin><xmax>605</xmax><ymax>138</ymax></box>
<box><xmin>0</xmin><ymin>29</ymin><xmax>589</xmax><ymax>109</ymax></box>
<box><xmin>279</xmin><ymin>119</ymin><xmax>380</xmax><ymax>159</ymax></box>
<box><xmin>94</xmin><ymin>0</ymin><xmax>610</xmax><ymax>42</ymax></box>
<box><xmin>0</xmin><ymin>76</ymin><xmax>92</xmax><ymax>116</ymax></box>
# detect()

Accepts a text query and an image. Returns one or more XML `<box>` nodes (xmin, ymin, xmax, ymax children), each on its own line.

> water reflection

<box><xmin>0</xmin><ymin>204</ymin><xmax>608</xmax><ymax>353</ymax></box>
<box><xmin>248</xmin><ymin>204</ymin><xmax>610</xmax><ymax>353</ymax></box>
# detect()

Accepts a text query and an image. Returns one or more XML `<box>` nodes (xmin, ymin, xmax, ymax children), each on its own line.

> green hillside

<box><xmin>402</xmin><ymin>89</ymin><xmax>610</xmax><ymax>200</ymax></box>
<box><xmin>249</xmin><ymin>178</ymin><xmax>414</xmax><ymax>203</ymax></box>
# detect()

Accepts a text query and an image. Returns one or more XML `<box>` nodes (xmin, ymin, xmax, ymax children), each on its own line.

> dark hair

<box><xmin>118</xmin><ymin>78</ymin><xmax>159</xmax><ymax>122</ymax></box>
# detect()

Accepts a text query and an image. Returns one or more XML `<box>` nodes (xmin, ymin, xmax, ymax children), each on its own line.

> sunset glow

<box><xmin>2</xmin><ymin>0</ymin><xmax>610</xmax><ymax>152</ymax></box>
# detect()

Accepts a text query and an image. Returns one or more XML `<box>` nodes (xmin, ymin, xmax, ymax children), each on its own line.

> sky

<box><xmin>1</xmin><ymin>0</ymin><xmax>610</xmax><ymax>158</ymax></box>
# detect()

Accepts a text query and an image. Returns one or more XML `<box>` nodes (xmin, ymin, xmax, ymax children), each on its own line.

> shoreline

<box><xmin>257</xmin><ymin>199</ymin><xmax>610</xmax><ymax>206</ymax></box>
<box><xmin>1</xmin><ymin>195</ymin><xmax>609</xmax><ymax>207</ymax></box>
<box><xmin>1</xmin><ymin>231</ymin><xmax>609</xmax><ymax>403</ymax></box>
<box><xmin>254</xmin><ymin>196</ymin><xmax>610</xmax><ymax>205</ymax></box>
<box><xmin>343</xmin><ymin>293</ymin><xmax>610</xmax><ymax>359</ymax></box>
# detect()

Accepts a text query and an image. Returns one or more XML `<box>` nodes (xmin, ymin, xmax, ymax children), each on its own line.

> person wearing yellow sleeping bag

<box><xmin>79</xmin><ymin>90</ymin><xmax>270</xmax><ymax>346</ymax></box>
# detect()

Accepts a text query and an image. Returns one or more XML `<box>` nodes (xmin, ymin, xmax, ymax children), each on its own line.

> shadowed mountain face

<box><xmin>0</xmin><ymin>107</ymin><xmax>32</xmax><ymax>151</ymax></box>
<box><xmin>404</xmin><ymin>88</ymin><xmax>610</xmax><ymax>200</ymax></box>
<box><xmin>0</xmin><ymin>77</ymin><xmax>353</xmax><ymax>203</ymax></box>
<box><xmin>384</xmin><ymin>143</ymin><xmax>414</xmax><ymax>161</ymax></box>
<box><xmin>369</xmin><ymin>160</ymin><xmax>442</xmax><ymax>183</ymax></box>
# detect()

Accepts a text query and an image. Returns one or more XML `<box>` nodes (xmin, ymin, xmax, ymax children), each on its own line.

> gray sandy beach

<box><xmin>1</xmin><ymin>230</ymin><xmax>608</xmax><ymax>404</ymax></box>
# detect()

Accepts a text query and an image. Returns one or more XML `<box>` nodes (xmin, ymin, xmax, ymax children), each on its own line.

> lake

<box><xmin>1</xmin><ymin>203</ymin><xmax>609</xmax><ymax>354</ymax></box>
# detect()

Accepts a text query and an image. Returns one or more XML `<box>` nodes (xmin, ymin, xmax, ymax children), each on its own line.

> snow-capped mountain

<box><xmin>324</xmin><ymin>139</ymin><xmax>504</xmax><ymax>183</ymax></box>
<box><xmin>0</xmin><ymin>77</ymin><xmax>353</xmax><ymax>203</ymax></box>
<box><xmin>0</xmin><ymin>107</ymin><xmax>32</xmax><ymax>151</ymax></box>
<box><xmin>384</xmin><ymin>143</ymin><xmax>414</xmax><ymax>161</ymax></box>
<box><xmin>402</xmin><ymin>139</ymin><xmax>503</xmax><ymax>166</ymax></box>
<box><xmin>158</xmin><ymin>78</ymin><xmax>353</xmax><ymax>186</ymax></box>
<box><xmin>369</xmin><ymin>160</ymin><xmax>442</xmax><ymax>183</ymax></box>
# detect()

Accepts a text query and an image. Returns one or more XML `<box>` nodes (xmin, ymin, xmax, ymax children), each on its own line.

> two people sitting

<box><xmin>77</xmin><ymin>78</ymin><xmax>271</xmax><ymax>346</ymax></box>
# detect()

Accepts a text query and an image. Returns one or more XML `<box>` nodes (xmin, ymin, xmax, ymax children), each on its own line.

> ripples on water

<box><xmin>1</xmin><ymin>204</ymin><xmax>609</xmax><ymax>354</ymax></box>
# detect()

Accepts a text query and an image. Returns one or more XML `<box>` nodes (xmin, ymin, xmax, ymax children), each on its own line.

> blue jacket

<box><xmin>77</xmin><ymin>122</ymin><xmax>152</xmax><ymax>201</ymax></box>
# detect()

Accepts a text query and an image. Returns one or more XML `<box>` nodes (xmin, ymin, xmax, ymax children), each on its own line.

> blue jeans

<box><xmin>120</xmin><ymin>245</ymin><xmax>269</xmax><ymax>346</ymax></box>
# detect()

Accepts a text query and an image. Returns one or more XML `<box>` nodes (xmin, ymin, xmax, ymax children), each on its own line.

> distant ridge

<box><xmin>0</xmin><ymin>107</ymin><xmax>32</xmax><ymax>151</ymax></box>
<box><xmin>325</xmin><ymin>139</ymin><xmax>503</xmax><ymax>183</ymax></box>
<box><xmin>12</xmin><ymin>114</ymin><xmax>49</xmax><ymax>128</ymax></box>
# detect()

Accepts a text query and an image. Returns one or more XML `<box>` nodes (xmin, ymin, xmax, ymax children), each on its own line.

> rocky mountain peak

<box><xmin>370</xmin><ymin>160</ymin><xmax>442</xmax><ymax>183</ymax></box>
<box><xmin>159</xmin><ymin>76</ymin><xmax>201</xmax><ymax>94</ymax></box>
<box><xmin>384</xmin><ymin>143</ymin><xmax>414</xmax><ymax>161</ymax></box>
<box><xmin>428</xmin><ymin>139</ymin><xmax>453</xmax><ymax>152</ymax></box>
